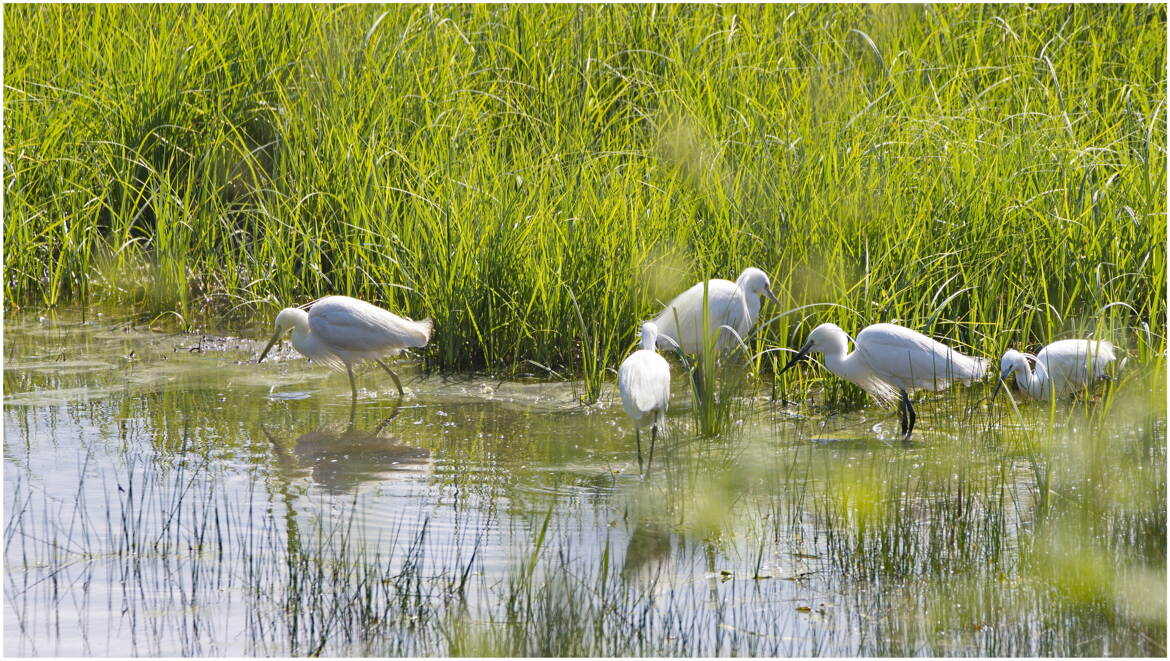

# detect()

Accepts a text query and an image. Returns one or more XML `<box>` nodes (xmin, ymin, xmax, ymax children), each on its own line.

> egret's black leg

<box><xmin>635</xmin><ymin>428</ymin><xmax>644</xmax><ymax>474</ymax></box>
<box><xmin>647</xmin><ymin>424</ymin><xmax>658</xmax><ymax>475</ymax></box>
<box><xmin>900</xmin><ymin>388</ymin><xmax>917</xmax><ymax>441</ymax></box>
<box><xmin>346</xmin><ymin>364</ymin><xmax>359</xmax><ymax>401</ymax></box>
<box><xmin>898</xmin><ymin>388</ymin><xmax>909</xmax><ymax>437</ymax></box>
<box><xmin>373</xmin><ymin>358</ymin><xmax>405</xmax><ymax>397</ymax></box>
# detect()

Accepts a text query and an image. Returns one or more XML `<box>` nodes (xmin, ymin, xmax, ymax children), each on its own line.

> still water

<box><xmin>4</xmin><ymin>312</ymin><xmax>1165</xmax><ymax>656</ymax></box>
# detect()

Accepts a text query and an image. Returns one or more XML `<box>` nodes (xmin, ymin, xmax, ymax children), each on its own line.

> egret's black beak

<box><xmin>258</xmin><ymin>333</ymin><xmax>281</xmax><ymax>364</ymax></box>
<box><xmin>764</xmin><ymin>286</ymin><xmax>780</xmax><ymax>305</ymax></box>
<box><xmin>990</xmin><ymin>370</ymin><xmax>1010</xmax><ymax>400</ymax></box>
<box><xmin>779</xmin><ymin>341</ymin><xmax>813</xmax><ymax>375</ymax></box>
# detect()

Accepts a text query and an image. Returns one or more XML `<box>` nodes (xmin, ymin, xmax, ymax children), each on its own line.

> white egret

<box><xmin>618</xmin><ymin>322</ymin><xmax>671</xmax><ymax>473</ymax></box>
<box><xmin>995</xmin><ymin>339</ymin><xmax>1116</xmax><ymax>400</ymax></box>
<box><xmin>258</xmin><ymin>295</ymin><xmax>432</xmax><ymax>400</ymax></box>
<box><xmin>652</xmin><ymin>267</ymin><xmax>780</xmax><ymax>355</ymax></box>
<box><xmin>780</xmin><ymin>322</ymin><xmax>988</xmax><ymax>440</ymax></box>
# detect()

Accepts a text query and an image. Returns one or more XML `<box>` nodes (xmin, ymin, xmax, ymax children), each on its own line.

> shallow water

<box><xmin>4</xmin><ymin>312</ymin><xmax>1165</xmax><ymax>656</ymax></box>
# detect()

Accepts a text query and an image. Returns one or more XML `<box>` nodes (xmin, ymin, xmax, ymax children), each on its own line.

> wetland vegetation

<box><xmin>5</xmin><ymin>4</ymin><xmax>1164</xmax><ymax>377</ymax></box>
<box><xmin>4</xmin><ymin>312</ymin><xmax>1165</xmax><ymax>656</ymax></box>
<box><xmin>3</xmin><ymin>3</ymin><xmax>1166</xmax><ymax>657</ymax></box>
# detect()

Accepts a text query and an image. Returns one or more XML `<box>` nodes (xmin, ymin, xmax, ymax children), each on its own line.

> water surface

<box><xmin>4</xmin><ymin>312</ymin><xmax>1165</xmax><ymax>656</ymax></box>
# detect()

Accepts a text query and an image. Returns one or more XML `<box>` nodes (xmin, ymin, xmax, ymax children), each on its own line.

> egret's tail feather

<box><xmin>415</xmin><ymin>317</ymin><xmax>434</xmax><ymax>343</ymax></box>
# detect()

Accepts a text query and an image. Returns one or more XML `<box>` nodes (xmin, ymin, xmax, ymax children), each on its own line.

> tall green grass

<box><xmin>5</xmin><ymin>4</ymin><xmax>1165</xmax><ymax>385</ymax></box>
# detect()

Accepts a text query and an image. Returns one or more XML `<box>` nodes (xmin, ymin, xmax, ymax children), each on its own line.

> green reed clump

<box><xmin>5</xmin><ymin>4</ymin><xmax>1166</xmax><ymax>386</ymax></box>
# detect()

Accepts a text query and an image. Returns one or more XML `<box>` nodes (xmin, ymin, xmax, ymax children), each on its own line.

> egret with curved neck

<box><xmin>258</xmin><ymin>295</ymin><xmax>432</xmax><ymax>400</ymax></box>
<box><xmin>781</xmin><ymin>322</ymin><xmax>988</xmax><ymax>440</ymax></box>
<box><xmin>651</xmin><ymin>267</ymin><xmax>780</xmax><ymax>356</ymax></box>
<box><xmin>994</xmin><ymin>339</ymin><xmax>1116</xmax><ymax>400</ymax></box>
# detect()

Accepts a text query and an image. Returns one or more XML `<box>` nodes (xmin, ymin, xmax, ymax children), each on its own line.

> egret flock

<box><xmin>259</xmin><ymin>267</ymin><xmax>1119</xmax><ymax>461</ymax></box>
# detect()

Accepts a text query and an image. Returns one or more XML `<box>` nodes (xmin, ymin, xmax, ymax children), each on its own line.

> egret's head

<box><xmin>999</xmin><ymin>349</ymin><xmax>1029</xmax><ymax>379</ymax></box>
<box><xmin>639</xmin><ymin>321</ymin><xmax>660</xmax><ymax>351</ymax></box>
<box><xmin>805</xmin><ymin>323</ymin><xmax>849</xmax><ymax>354</ymax></box>
<box><xmin>779</xmin><ymin>323</ymin><xmax>848</xmax><ymax>374</ymax></box>
<box><xmin>258</xmin><ymin>307</ymin><xmax>308</xmax><ymax>363</ymax></box>
<box><xmin>275</xmin><ymin>308</ymin><xmax>308</xmax><ymax>333</ymax></box>
<box><xmin>992</xmin><ymin>349</ymin><xmax>1032</xmax><ymax>399</ymax></box>
<box><xmin>737</xmin><ymin>267</ymin><xmax>780</xmax><ymax>304</ymax></box>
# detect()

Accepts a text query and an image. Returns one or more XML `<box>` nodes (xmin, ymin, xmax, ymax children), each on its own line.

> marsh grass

<box><xmin>3</xmin><ymin>4</ymin><xmax>1166</xmax><ymax>655</ymax></box>
<box><xmin>685</xmin><ymin>283</ymin><xmax>753</xmax><ymax>437</ymax></box>
<box><xmin>4</xmin><ymin>4</ymin><xmax>1164</xmax><ymax>381</ymax></box>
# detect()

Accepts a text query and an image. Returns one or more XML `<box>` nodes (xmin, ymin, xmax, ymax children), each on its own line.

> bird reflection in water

<box><xmin>621</xmin><ymin>515</ymin><xmax>674</xmax><ymax>589</ymax></box>
<box><xmin>264</xmin><ymin>406</ymin><xmax>431</xmax><ymax>493</ymax></box>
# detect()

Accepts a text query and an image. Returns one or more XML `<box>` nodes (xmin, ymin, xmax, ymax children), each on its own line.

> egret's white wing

<box><xmin>856</xmin><ymin>323</ymin><xmax>987</xmax><ymax>393</ymax></box>
<box><xmin>290</xmin><ymin>332</ymin><xmax>348</xmax><ymax>371</ymax></box>
<box><xmin>309</xmin><ymin>296</ymin><xmax>432</xmax><ymax>360</ymax></box>
<box><xmin>1036</xmin><ymin>339</ymin><xmax>1115</xmax><ymax>395</ymax></box>
<box><xmin>652</xmin><ymin>279</ymin><xmax>740</xmax><ymax>354</ymax></box>
<box><xmin>1038</xmin><ymin>339</ymin><xmax>1115</xmax><ymax>374</ymax></box>
<box><xmin>618</xmin><ymin>350</ymin><xmax>671</xmax><ymax>425</ymax></box>
<box><xmin>716</xmin><ymin>288</ymin><xmax>753</xmax><ymax>352</ymax></box>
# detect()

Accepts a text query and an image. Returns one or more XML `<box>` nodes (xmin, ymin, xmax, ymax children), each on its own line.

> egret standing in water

<box><xmin>780</xmin><ymin>322</ymin><xmax>988</xmax><ymax>440</ymax></box>
<box><xmin>258</xmin><ymin>295</ymin><xmax>432</xmax><ymax>400</ymax></box>
<box><xmin>652</xmin><ymin>267</ymin><xmax>780</xmax><ymax>355</ymax></box>
<box><xmin>618</xmin><ymin>322</ymin><xmax>671</xmax><ymax>474</ymax></box>
<box><xmin>994</xmin><ymin>339</ymin><xmax>1116</xmax><ymax>400</ymax></box>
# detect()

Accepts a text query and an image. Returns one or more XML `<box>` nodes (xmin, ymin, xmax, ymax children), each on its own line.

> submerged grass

<box><xmin>6</xmin><ymin>368</ymin><xmax>1163</xmax><ymax>656</ymax></box>
<box><xmin>3</xmin><ymin>315</ymin><xmax>1165</xmax><ymax>656</ymax></box>
<box><xmin>4</xmin><ymin>4</ymin><xmax>1165</xmax><ymax>386</ymax></box>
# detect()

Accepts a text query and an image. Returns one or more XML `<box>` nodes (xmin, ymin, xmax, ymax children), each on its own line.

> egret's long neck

<box><xmin>1021</xmin><ymin>358</ymin><xmax>1049</xmax><ymax>398</ymax></box>
<box><xmin>821</xmin><ymin>337</ymin><xmax>868</xmax><ymax>385</ymax></box>
<box><xmin>743</xmin><ymin>291</ymin><xmax>762</xmax><ymax>328</ymax></box>
<box><xmin>734</xmin><ymin>277</ymin><xmax>762</xmax><ymax>328</ymax></box>
<box><xmin>283</xmin><ymin>309</ymin><xmax>313</xmax><ymax>352</ymax></box>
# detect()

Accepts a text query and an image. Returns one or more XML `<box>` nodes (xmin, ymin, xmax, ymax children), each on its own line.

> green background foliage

<box><xmin>5</xmin><ymin>4</ymin><xmax>1165</xmax><ymax>373</ymax></box>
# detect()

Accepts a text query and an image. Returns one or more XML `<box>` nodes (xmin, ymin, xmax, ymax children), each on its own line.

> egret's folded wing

<box><xmin>310</xmin><ymin>299</ymin><xmax>432</xmax><ymax>355</ymax></box>
<box><xmin>1038</xmin><ymin>339</ymin><xmax>1116</xmax><ymax>387</ymax></box>
<box><xmin>855</xmin><ymin>324</ymin><xmax>977</xmax><ymax>395</ymax></box>
<box><xmin>651</xmin><ymin>282</ymin><xmax>704</xmax><ymax>351</ymax></box>
<box><xmin>652</xmin><ymin>280</ymin><xmax>740</xmax><ymax>353</ymax></box>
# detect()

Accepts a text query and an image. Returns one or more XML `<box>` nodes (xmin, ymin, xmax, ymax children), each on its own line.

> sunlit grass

<box><xmin>4</xmin><ymin>5</ymin><xmax>1164</xmax><ymax>390</ymax></box>
<box><xmin>3</xmin><ymin>4</ymin><xmax>1165</xmax><ymax>656</ymax></box>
